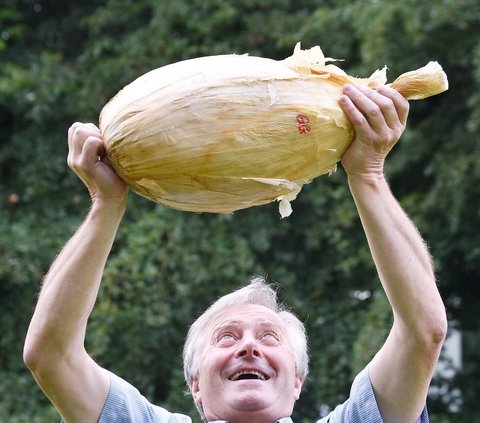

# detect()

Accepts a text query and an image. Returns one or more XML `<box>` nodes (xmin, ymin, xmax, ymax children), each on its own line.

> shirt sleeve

<box><xmin>316</xmin><ymin>366</ymin><xmax>429</xmax><ymax>423</ymax></box>
<box><xmin>97</xmin><ymin>371</ymin><xmax>192</xmax><ymax>423</ymax></box>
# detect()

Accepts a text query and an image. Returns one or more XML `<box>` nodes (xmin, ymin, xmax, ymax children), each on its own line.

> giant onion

<box><xmin>100</xmin><ymin>43</ymin><xmax>448</xmax><ymax>217</ymax></box>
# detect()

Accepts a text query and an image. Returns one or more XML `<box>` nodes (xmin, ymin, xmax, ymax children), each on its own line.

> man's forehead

<box><xmin>208</xmin><ymin>303</ymin><xmax>285</xmax><ymax>331</ymax></box>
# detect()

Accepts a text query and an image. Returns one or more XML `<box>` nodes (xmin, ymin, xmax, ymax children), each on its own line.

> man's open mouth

<box><xmin>229</xmin><ymin>370</ymin><xmax>269</xmax><ymax>381</ymax></box>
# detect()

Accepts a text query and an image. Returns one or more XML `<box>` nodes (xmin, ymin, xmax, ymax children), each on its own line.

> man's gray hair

<box><xmin>182</xmin><ymin>276</ymin><xmax>309</xmax><ymax>391</ymax></box>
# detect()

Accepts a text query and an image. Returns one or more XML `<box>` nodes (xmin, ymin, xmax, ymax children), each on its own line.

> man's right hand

<box><xmin>68</xmin><ymin>122</ymin><xmax>128</xmax><ymax>203</ymax></box>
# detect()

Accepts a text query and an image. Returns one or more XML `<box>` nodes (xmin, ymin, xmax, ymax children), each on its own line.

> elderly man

<box><xmin>24</xmin><ymin>83</ymin><xmax>447</xmax><ymax>423</ymax></box>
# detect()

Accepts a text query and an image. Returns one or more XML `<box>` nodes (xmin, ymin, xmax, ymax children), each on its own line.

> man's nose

<box><xmin>235</xmin><ymin>336</ymin><xmax>261</xmax><ymax>358</ymax></box>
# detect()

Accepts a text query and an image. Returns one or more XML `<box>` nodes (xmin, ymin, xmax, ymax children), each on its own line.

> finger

<box><xmin>355</xmin><ymin>84</ymin><xmax>402</xmax><ymax>131</ymax></box>
<box><xmin>377</xmin><ymin>85</ymin><xmax>410</xmax><ymax>126</ymax></box>
<box><xmin>81</xmin><ymin>136</ymin><xmax>105</xmax><ymax>164</ymax></box>
<box><xmin>347</xmin><ymin>84</ymin><xmax>404</xmax><ymax>133</ymax></box>
<box><xmin>68</xmin><ymin>122</ymin><xmax>100</xmax><ymax>140</ymax></box>
<box><xmin>342</xmin><ymin>84</ymin><xmax>389</xmax><ymax>133</ymax></box>
<box><xmin>339</xmin><ymin>92</ymin><xmax>370</xmax><ymax>129</ymax></box>
<box><xmin>68</xmin><ymin>122</ymin><xmax>82</xmax><ymax>155</ymax></box>
<box><xmin>68</xmin><ymin>123</ymin><xmax>102</xmax><ymax>157</ymax></box>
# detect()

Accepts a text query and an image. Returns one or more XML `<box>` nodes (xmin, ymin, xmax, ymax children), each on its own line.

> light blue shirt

<box><xmin>316</xmin><ymin>367</ymin><xmax>428</xmax><ymax>422</ymax></box>
<box><xmin>78</xmin><ymin>367</ymin><xmax>428</xmax><ymax>423</ymax></box>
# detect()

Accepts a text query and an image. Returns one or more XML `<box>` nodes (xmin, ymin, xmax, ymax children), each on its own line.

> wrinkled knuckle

<box><xmin>352</xmin><ymin>113</ymin><xmax>368</xmax><ymax>126</ymax></box>
<box><xmin>67</xmin><ymin>156</ymin><xmax>80</xmax><ymax>171</ymax></box>
<box><xmin>72</xmin><ymin>125</ymin><xmax>91</xmax><ymax>141</ymax></box>
<box><xmin>386</xmin><ymin>130</ymin><xmax>399</xmax><ymax>144</ymax></box>
<box><xmin>69</xmin><ymin>122</ymin><xmax>82</xmax><ymax>132</ymax></box>
<box><xmin>369</xmin><ymin>105</ymin><xmax>383</xmax><ymax>119</ymax></box>
<box><xmin>86</xmin><ymin>135</ymin><xmax>100</xmax><ymax>144</ymax></box>
<box><xmin>383</xmin><ymin>97</ymin><xmax>395</xmax><ymax>110</ymax></box>
<box><xmin>377</xmin><ymin>131</ymin><xmax>390</xmax><ymax>142</ymax></box>
<box><xmin>74</xmin><ymin>126</ymin><xmax>86</xmax><ymax>137</ymax></box>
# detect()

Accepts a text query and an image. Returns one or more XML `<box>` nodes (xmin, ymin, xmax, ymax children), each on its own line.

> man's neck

<box><xmin>208</xmin><ymin>417</ymin><xmax>293</xmax><ymax>423</ymax></box>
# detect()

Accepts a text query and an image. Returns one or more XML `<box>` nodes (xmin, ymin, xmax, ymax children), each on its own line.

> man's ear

<box><xmin>190</xmin><ymin>379</ymin><xmax>202</xmax><ymax>404</ymax></box>
<box><xmin>293</xmin><ymin>376</ymin><xmax>302</xmax><ymax>401</ymax></box>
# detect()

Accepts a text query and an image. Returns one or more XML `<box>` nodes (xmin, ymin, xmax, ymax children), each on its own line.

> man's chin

<box><xmin>228</xmin><ymin>381</ymin><xmax>271</xmax><ymax>407</ymax></box>
<box><xmin>222</xmin><ymin>385</ymin><xmax>273</xmax><ymax>412</ymax></box>
<box><xmin>232</xmin><ymin>395</ymin><xmax>270</xmax><ymax>412</ymax></box>
<box><xmin>204</xmin><ymin>383</ymin><xmax>293</xmax><ymax>421</ymax></box>
<box><xmin>216</xmin><ymin>400</ymin><xmax>282</xmax><ymax>423</ymax></box>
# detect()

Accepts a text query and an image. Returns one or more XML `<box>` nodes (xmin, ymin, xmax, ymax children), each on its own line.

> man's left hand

<box><xmin>339</xmin><ymin>84</ymin><xmax>409</xmax><ymax>178</ymax></box>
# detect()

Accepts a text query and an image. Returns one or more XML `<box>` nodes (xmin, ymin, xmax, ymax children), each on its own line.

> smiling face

<box><xmin>190</xmin><ymin>304</ymin><xmax>302</xmax><ymax>423</ymax></box>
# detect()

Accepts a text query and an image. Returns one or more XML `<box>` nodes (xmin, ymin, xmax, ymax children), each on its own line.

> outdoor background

<box><xmin>1</xmin><ymin>0</ymin><xmax>479</xmax><ymax>422</ymax></box>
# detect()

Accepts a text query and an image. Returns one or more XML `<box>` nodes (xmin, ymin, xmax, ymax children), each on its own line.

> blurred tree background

<box><xmin>1</xmin><ymin>0</ymin><xmax>479</xmax><ymax>421</ymax></box>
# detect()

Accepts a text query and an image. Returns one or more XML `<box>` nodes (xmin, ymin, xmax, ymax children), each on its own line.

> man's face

<box><xmin>191</xmin><ymin>304</ymin><xmax>302</xmax><ymax>423</ymax></box>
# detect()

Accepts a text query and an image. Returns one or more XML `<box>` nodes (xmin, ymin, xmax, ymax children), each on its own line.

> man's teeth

<box><xmin>230</xmin><ymin>370</ymin><xmax>267</xmax><ymax>381</ymax></box>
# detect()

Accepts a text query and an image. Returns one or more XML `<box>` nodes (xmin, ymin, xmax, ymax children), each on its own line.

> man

<box><xmin>24</xmin><ymin>83</ymin><xmax>447</xmax><ymax>423</ymax></box>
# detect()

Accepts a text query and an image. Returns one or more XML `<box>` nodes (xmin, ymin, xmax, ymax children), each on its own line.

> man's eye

<box><xmin>261</xmin><ymin>332</ymin><xmax>279</xmax><ymax>342</ymax></box>
<box><xmin>218</xmin><ymin>333</ymin><xmax>235</xmax><ymax>342</ymax></box>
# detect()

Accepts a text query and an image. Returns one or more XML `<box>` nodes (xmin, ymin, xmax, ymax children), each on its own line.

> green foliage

<box><xmin>1</xmin><ymin>0</ymin><xmax>479</xmax><ymax>422</ymax></box>
<box><xmin>351</xmin><ymin>292</ymin><xmax>392</xmax><ymax>376</ymax></box>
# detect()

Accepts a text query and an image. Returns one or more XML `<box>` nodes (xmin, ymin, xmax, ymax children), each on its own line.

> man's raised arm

<box><xmin>340</xmin><ymin>84</ymin><xmax>447</xmax><ymax>423</ymax></box>
<box><xmin>24</xmin><ymin>123</ymin><xmax>129</xmax><ymax>423</ymax></box>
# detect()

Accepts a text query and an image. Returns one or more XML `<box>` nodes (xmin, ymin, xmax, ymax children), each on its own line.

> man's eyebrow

<box><xmin>213</xmin><ymin>319</ymin><xmax>283</xmax><ymax>334</ymax></box>
<box><xmin>211</xmin><ymin>321</ymin><xmax>241</xmax><ymax>337</ymax></box>
<box><xmin>256</xmin><ymin>321</ymin><xmax>284</xmax><ymax>337</ymax></box>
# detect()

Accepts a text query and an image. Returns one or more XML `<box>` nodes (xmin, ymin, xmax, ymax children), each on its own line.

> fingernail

<box><xmin>343</xmin><ymin>83</ymin><xmax>353</xmax><ymax>93</ymax></box>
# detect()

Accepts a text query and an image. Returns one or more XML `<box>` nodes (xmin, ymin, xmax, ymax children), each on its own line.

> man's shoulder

<box><xmin>315</xmin><ymin>367</ymin><xmax>381</xmax><ymax>423</ymax></box>
<box><xmin>314</xmin><ymin>367</ymin><xmax>429</xmax><ymax>423</ymax></box>
<box><xmin>99</xmin><ymin>371</ymin><xmax>192</xmax><ymax>423</ymax></box>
